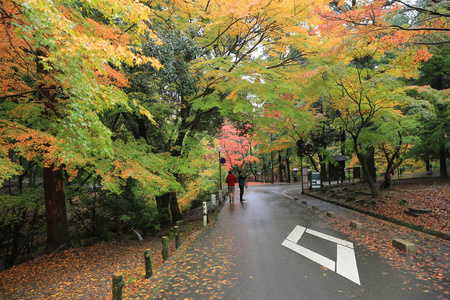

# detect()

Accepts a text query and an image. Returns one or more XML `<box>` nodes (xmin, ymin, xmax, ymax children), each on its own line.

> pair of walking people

<box><xmin>225</xmin><ymin>171</ymin><xmax>247</xmax><ymax>203</ymax></box>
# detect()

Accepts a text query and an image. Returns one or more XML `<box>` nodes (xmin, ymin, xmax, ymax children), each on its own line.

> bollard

<box><xmin>162</xmin><ymin>236</ymin><xmax>169</xmax><ymax>261</ymax></box>
<box><xmin>144</xmin><ymin>250</ymin><xmax>152</xmax><ymax>278</ymax></box>
<box><xmin>218</xmin><ymin>189</ymin><xmax>223</xmax><ymax>204</ymax></box>
<box><xmin>203</xmin><ymin>201</ymin><xmax>208</xmax><ymax>227</ymax></box>
<box><xmin>211</xmin><ymin>194</ymin><xmax>217</xmax><ymax>211</ymax></box>
<box><xmin>112</xmin><ymin>273</ymin><xmax>125</xmax><ymax>300</ymax></box>
<box><xmin>174</xmin><ymin>226</ymin><xmax>180</xmax><ymax>249</ymax></box>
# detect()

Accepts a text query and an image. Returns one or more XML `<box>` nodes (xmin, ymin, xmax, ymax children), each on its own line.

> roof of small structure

<box><xmin>332</xmin><ymin>155</ymin><xmax>348</xmax><ymax>161</ymax></box>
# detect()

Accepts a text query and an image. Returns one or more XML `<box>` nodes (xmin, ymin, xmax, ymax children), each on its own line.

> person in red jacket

<box><xmin>225</xmin><ymin>171</ymin><xmax>237</xmax><ymax>203</ymax></box>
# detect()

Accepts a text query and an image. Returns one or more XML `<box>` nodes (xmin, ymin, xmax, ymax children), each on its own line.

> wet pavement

<box><xmin>132</xmin><ymin>184</ymin><xmax>450</xmax><ymax>299</ymax></box>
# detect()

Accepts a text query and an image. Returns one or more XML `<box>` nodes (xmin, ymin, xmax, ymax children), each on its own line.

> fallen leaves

<box><xmin>0</xmin><ymin>224</ymin><xmax>201</xmax><ymax>299</ymax></box>
<box><xmin>309</xmin><ymin>178</ymin><xmax>450</xmax><ymax>299</ymax></box>
<box><xmin>312</xmin><ymin>177</ymin><xmax>450</xmax><ymax>236</ymax></box>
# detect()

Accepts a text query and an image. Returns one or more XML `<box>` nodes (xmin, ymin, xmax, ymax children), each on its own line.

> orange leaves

<box><xmin>0</xmin><ymin>2</ymin><xmax>35</xmax><ymax>99</ymax></box>
<box><xmin>0</xmin><ymin>236</ymin><xmax>182</xmax><ymax>299</ymax></box>
<box><xmin>0</xmin><ymin>0</ymin><xmax>165</xmax><ymax>191</ymax></box>
<box><xmin>96</xmin><ymin>64</ymin><xmax>130</xmax><ymax>88</ymax></box>
<box><xmin>0</xmin><ymin>120</ymin><xmax>58</xmax><ymax>163</ymax></box>
<box><xmin>316</xmin><ymin>0</ymin><xmax>431</xmax><ymax>71</ymax></box>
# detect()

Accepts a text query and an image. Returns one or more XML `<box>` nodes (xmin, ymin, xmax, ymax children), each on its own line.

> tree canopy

<box><xmin>0</xmin><ymin>0</ymin><xmax>448</xmax><ymax>264</ymax></box>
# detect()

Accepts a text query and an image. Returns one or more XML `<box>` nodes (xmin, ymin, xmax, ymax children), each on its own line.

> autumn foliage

<box><xmin>218</xmin><ymin>121</ymin><xmax>259</xmax><ymax>171</ymax></box>
<box><xmin>0</xmin><ymin>0</ymin><xmax>448</xmax><ymax>274</ymax></box>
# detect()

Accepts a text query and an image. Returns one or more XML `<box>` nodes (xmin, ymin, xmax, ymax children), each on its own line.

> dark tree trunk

<box><xmin>5</xmin><ymin>209</ymin><xmax>26</xmax><ymax>269</ymax></box>
<box><xmin>156</xmin><ymin>190</ymin><xmax>183</xmax><ymax>226</ymax></box>
<box><xmin>366</xmin><ymin>146</ymin><xmax>377</xmax><ymax>182</ymax></box>
<box><xmin>168</xmin><ymin>191</ymin><xmax>183</xmax><ymax>222</ymax></box>
<box><xmin>285</xmin><ymin>148</ymin><xmax>291</xmax><ymax>183</ymax></box>
<box><xmin>44</xmin><ymin>164</ymin><xmax>70</xmax><ymax>253</ymax></box>
<box><xmin>36</xmin><ymin>49</ymin><xmax>70</xmax><ymax>253</ymax></box>
<box><xmin>278</xmin><ymin>151</ymin><xmax>283</xmax><ymax>182</ymax></box>
<box><xmin>357</xmin><ymin>152</ymin><xmax>380</xmax><ymax>197</ymax></box>
<box><xmin>271</xmin><ymin>152</ymin><xmax>274</xmax><ymax>183</ymax></box>
<box><xmin>319</xmin><ymin>154</ymin><xmax>327</xmax><ymax>184</ymax></box>
<box><xmin>262</xmin><ymin>155</ymin><xmax>266</xmax><ymax>183</ymax></box>
<box><xmin>380</xmin><ymin>132</ymin><xmax>403</xmax><ymax>189</ymax></box>
<box><xmin>439</xmin><ymin>146</ymin><xmax>448</xmax><ymax>178</ymax></box>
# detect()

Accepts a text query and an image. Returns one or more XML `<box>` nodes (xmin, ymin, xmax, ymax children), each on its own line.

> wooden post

<box><xmin>162</xmin><ymin>236</ymin><xmax>169</xmax><ymax>261</ymax></box>
<box><xmin>144</xmin><ymin>250</ymin><xmax>153</xmax><ymax>278</ymax></box>
<box><xmin>112</xmin><ymin>273</ymin><xmax>125</xmax><ymax>300</ymax></box>
<box><xmin>174</xmin><ymin>226</ymin><xmax>180</xmax><ymax>249</ymax></box>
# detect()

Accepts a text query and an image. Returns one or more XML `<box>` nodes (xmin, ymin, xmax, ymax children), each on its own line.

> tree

<box><xmin>122</xmin><ymin>27</ymin><xmax>223</xmax><ymax>224</ymax></box>
<box><xmin>218</xmin><ymin>121</ymin><xmax>259</xmax><ymax>172</ymax></box>
<box><xmin>120</xmin><ymin>0</ymin><xmax>330</xmax><ymax>217</ymax></box>
<box><xmin>325</xmin><ymin>0</ymin><xmax>450</xmax><ymax>45</ymax></box>
<box><xmin>407</xmin><ymin>87</ymin><xmax>449</xmax><ymax>178</ymax></box>
<box><xmin>376</xmin><ymin>108</ymin><xmax>420</xmax><ymax>188</ymax></box>
<box><xmin>298</xmin><ymin>0</ymin><xmax>433</xmax><ymax>197</ymax></box>
<box><xmin>0</xmin><ymin>0</ymin><xmax>161</xmax><ymax>252</ymax></box>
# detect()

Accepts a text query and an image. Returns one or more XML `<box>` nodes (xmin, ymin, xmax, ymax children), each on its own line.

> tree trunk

<box><xmin>156</xmin><ymin>191</ymin><xmax>183</xmax><ymax>226</ymax></box>
<box><xmin>357</xmin><ymin>153</ymin><xmax>380</xmax><ymax>198</ymax></box>
<box><xmin>439</xmin><ymin>146</ymin><xmax>448</xmax><ymax>178</ymax></box>
<box><xmin>5</xmin><ymin>209</ymin><xmax>26</xmax><ymax>269</ymax></box>
<box><xmin>156</xmin><ymin>194</ymin><xmax>172</xmax><ymax>227</ymax></box>
<box><xmin>278</xmin><ymin>151</ymin><xmax>283</xmax><ymax>182</ymax></box>
<box><xmin>271</xmin><ymin>152</ymin><xmax>274</xmax><ymax>183</ymax></box>
<box><xmin>44</xmin><ymin>164</ymin><xmax>70</xmax><ymax>253</ymax></box>
<box><xmin>36</xmin><ymin>48</ymin><xmax>69</xmax><ymax>253</ymax></box>
<box><xmin>169</xmin><ymin>191</ymin><xmax>183</xmax><ymax>222</ymax></box>
<box><xmin>366</xmin><ymin>146</ymin><xmax>377</xmax><ymax>182</ymax></box>
<box><xmin>261</xmin><ymin>155</ymin><xmax>265</xmax><ymax>182</ymax></box>
<box><xmin>285</xmin><ymin>148</ymin><xmax>291</xmax><ymax>183</ymax></box>
<box><xmin>319</xmin><ymin>154</ymin><xmax>327</xmax><ymax>185</ymax></box>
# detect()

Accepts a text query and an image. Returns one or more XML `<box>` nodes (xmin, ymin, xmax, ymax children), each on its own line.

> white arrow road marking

<box><xmin>337</xmin><ymin>244</ymin><xmax>360</xmax><ymax>285</ymax></box>
<box><xmin>285</xmin><ymin>225</ymin><xmax>305</xmax><ymax>243</ymax></box>
<box><xmin>282</xmin><ymin>239</ymin><xmax>336</xmax><ymax>271</ymax></box>
<box><xmin>282</xmin><ymin>225</ymin><xmax>361</xmax><ymax>285</ymax></box>
<box><xmin>306</xmin><ymin>228</ymin><xmax>354</xmax><ymax>249</ymax></box>
<box><xmin>281</xmin><ymin>189</ymin><xmax>299</xmax><ymax>200</ymax></box>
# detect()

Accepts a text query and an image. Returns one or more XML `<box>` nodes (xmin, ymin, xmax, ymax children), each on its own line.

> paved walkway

<box><xmin>131</xmin><ymin>184</ymin><xmax>450</xmax><ymax>299</ymax></box>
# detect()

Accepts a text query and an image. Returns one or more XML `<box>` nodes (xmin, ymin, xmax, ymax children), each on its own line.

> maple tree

<box><xmin>296</xmin><ymin>0</ymin><xmax>435</xmax><ymax>197</ymax></box>
<box><xmin>0</xmin><ymin>0</ymin><xmax>448</xmax><ymax>272</ymax></box>
<box><xmin>118</xmin><ymin>0</ymin><xmax>332</xmax><ymax>219</ymax></box>
<box><xmin>0</xmin><ymin>0</ymin><xmax>162</xmax><ymax>252</ymax></box>
<box><xmin>324</xmin><ymin>0</ymin><xmax>450</xmax><ymax>45</ymax></box>
<box><xmin>218</xmin><ymin>121</ymin><xmax>259</xmax><ymax>172</ymax></box>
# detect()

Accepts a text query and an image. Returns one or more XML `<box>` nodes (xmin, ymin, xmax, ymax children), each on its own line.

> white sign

<box><xmin>282</xmin><ymin>225</ymin><xmax>360</xmax><ymax>285</ymax></box>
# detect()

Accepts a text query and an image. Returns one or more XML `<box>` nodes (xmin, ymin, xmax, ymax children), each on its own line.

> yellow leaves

<box><xmin>386</xmin><ymin>47</ymin><xmax>431</xmax><ymax>79</ymax></box>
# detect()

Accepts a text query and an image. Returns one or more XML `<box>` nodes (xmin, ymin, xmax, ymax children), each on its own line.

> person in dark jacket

<box><xmin>238</xmin><ymin>171</ymin><xmax>248</xmax><ymax>202</ymax></box>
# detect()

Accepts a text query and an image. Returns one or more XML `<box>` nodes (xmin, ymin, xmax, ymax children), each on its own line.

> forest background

<box><xmin>0</xmin><ymin>0</ymin><xmax>448</xmax><ymax>270</ymax></box>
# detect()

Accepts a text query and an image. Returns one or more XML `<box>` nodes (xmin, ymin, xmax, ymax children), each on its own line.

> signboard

<box><xmin>311</xmin><ymin>172</ymin><xmax>321</xmax><ymax>189</ymax></box>
<box><xmin>220</xmin><ymin>158</ymin><xmax>226</xmax><ymax>164</ymax></box>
